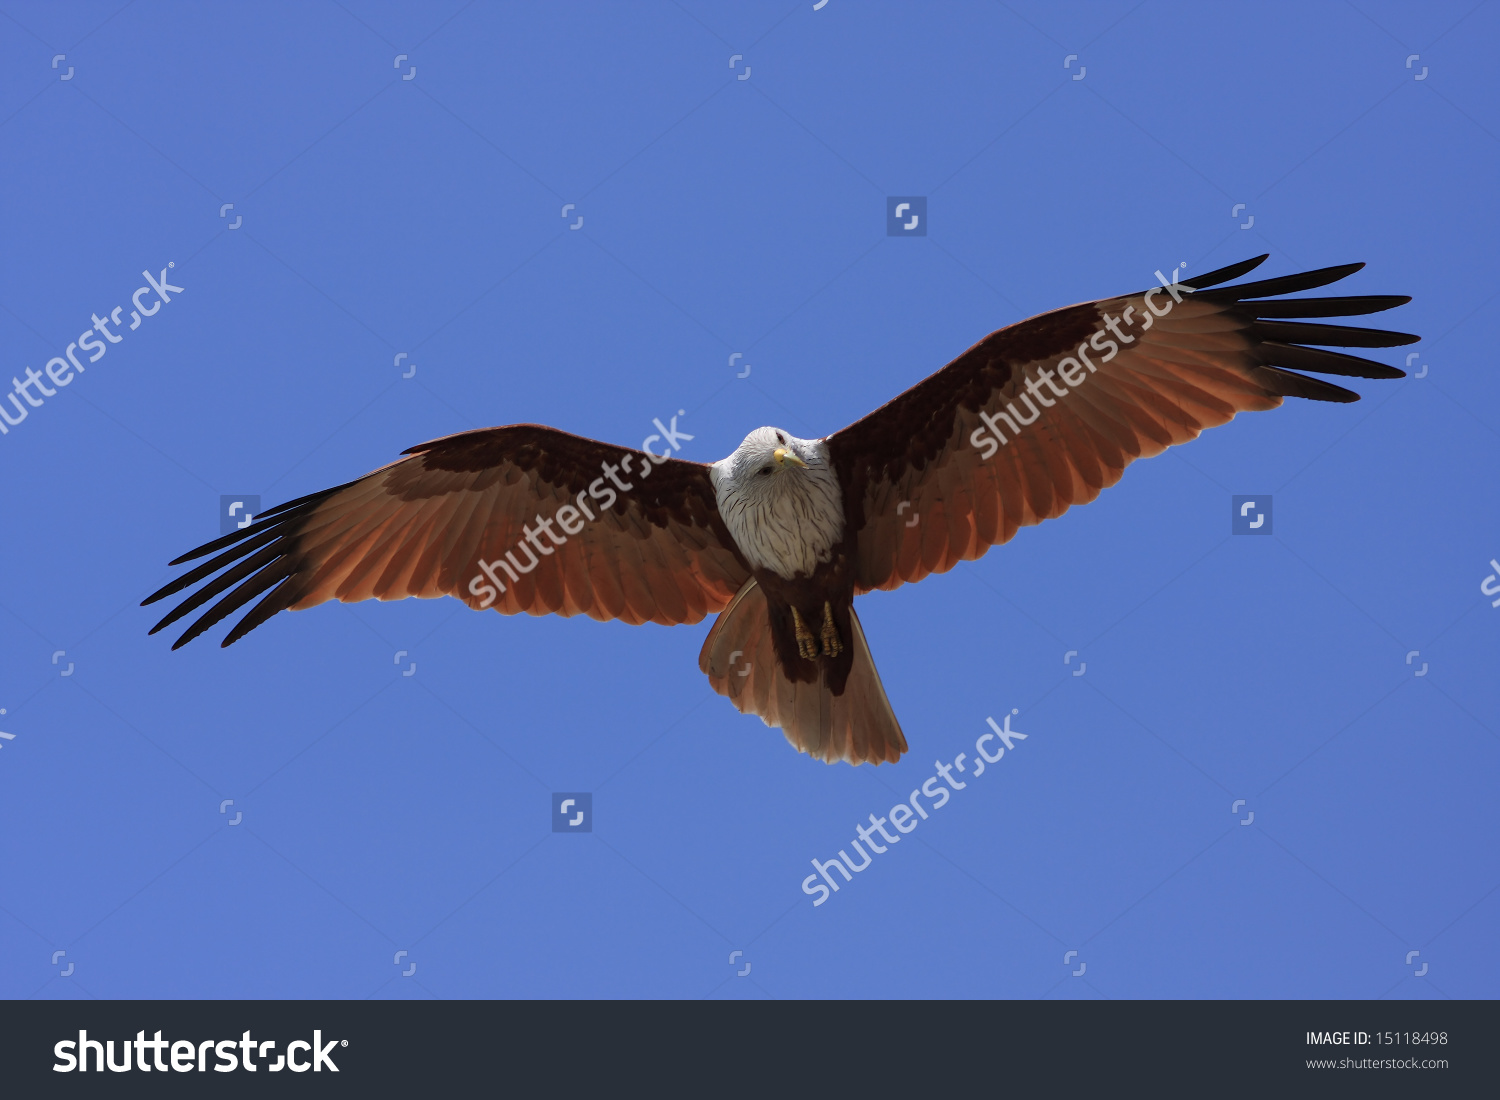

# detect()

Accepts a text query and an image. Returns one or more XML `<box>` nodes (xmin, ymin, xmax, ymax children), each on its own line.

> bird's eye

<box><xmin>776</xmin><ymin>432</ymin><xmax>786</xmax><ymax>444</ymax></box>
<box><xmin>759</xmin><ymin>466</ymin><xmax>772</xmax><ymax>475</ymax></box>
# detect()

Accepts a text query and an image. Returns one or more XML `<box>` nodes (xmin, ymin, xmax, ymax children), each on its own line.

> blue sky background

<box><xmin>1</xmin><ymin>0</ymin><xmax>1496</xmax><ymax>1001</ymax></box>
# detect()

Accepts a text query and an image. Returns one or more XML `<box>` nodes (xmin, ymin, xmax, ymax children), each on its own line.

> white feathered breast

<box><xmin>710</xmin><ymin>429</ymin><xmax>845</xmax><ymax>580</ymax></box>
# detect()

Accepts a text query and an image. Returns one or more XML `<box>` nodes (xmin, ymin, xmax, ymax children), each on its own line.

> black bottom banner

<box><xmin>5</xmin><ymin>998</ymin><xmax>1491</xmax><ymax>1096</ymax></box>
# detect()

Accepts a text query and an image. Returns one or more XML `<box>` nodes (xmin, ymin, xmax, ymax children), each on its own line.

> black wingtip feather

<box><xmin>166</xmin><ymin>523</ymin><xmax>270</xmax><ymax>567</ymax></box>
<box><xmin>148</xmin><ymin>542</ymin><xmax>285</xmax><ymax>636</ymax></box>
<box><xmin>144</xmin><ymin>526</ymin><xmax>283</xmax><ymax>607</ymax></box>
<box><xmin>1183</xmin><ymin>254</ymin><xmax>1269</xmax><ymax>290</ymax></box>
<box><xmin>1253</xmin><ymin>366</ymin><xmax>1362</xmax><ymax>403</ymax></box>
<box><xmin>1186</xmin><ymin>260</ymin><xmax>1416</xmax><ymax>401</ymax></box>
<box><xmin>169</xmin><ymin>559</ymin><xmax>296</xmax><ymax>651</ymax></box>
<box><xmin>1252</xmin><ymin>321</ymin><xmax>1420</xmax><ymax>349</ymax></box>
<box><xmin>1256</xmin><ymin>342</ymin><xmax>1407</xmax><ymax>380</ymax></box>
<box><xmin>1245</xmin><ymin>295</ymin><xmax>1411</xmax><ymax>319</ymax></box>
<box><xmin>150</xmin><ymin>483</ymin><xmax>347</xmax><ymax>645</ymax></box>
<box><xmin>220</xmin><ymin>578</ymin><xmax>300</xmax><ymax>647</ymax></box>
<box><xmin>163</xmin><ymin>484</ymin><xmax>348</xmax><ymax>567</ymax></box>
<box><xmin>1199</xmin><ymin>262</ymin><xmax>1366</xmax><ymax>301</ymax></box>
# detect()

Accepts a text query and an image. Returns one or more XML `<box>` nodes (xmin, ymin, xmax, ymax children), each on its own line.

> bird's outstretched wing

<box><xmin>143</xmin><ymin>425</ymin><xmax>751</xmax><ymax>648</ymax></box>
<box><xmin>826</xmin><ymin>256</ymin><xmax>1417</xmax><ymax>593</ymax></box>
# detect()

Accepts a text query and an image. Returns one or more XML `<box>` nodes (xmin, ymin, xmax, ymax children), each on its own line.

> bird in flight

<box><xmin>145</xmin><ymin>255</ymin><xmax>1415</xmax><ymax>765</ymax></box>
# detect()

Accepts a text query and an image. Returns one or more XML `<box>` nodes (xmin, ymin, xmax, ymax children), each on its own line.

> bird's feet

<box><xmin>820</xmin><ymin>601</ymin><xmax>843</xmax><ymax>658</ymax></box>
<box><xmin>791</xmin><ymin>607</ymin><xmax>820</xmax><ymax>660</ymax></box>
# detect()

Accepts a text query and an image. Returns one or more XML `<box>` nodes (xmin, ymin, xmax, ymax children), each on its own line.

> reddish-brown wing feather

<box><xmin>827</xmin><ymin>258</ymin><xmax>1416</xmax><ymax>594</ymax></box>
<box><xmin>143</xmin><ymin>425</ymin><xmax>751</xmax><ymax>648</ymax></box>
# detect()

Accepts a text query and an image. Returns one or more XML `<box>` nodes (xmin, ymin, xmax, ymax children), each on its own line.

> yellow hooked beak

<box><xmin>773</xmin><ymin>447</ymin><xmax>807</xmax><ymax>469</ymax></box>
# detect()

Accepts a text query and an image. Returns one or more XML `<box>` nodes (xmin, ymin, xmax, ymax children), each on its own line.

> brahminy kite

<box><xmin>144</xmin><ymin>255</ymin><xmax>1415</xmax><ymax>764</ymax></box>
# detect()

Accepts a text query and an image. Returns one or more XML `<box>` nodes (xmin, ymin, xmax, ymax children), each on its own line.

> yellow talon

<box><xmin>791</xmin><ymin>606</ymin><xmax>820</xmax><ymax>660</ymax></box>
<box><xmin>820</xmin><ymin>601</ymin><xmax>843</xmax><ymax>658</ymax></box>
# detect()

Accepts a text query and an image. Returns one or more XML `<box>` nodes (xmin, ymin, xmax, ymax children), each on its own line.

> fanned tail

<box><xmin>699</xmin><ymin>579</ymin><xmax>906</xmax><ymax>765</ymax></box>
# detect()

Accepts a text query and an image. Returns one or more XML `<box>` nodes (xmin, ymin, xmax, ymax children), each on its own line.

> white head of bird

<box><xmin>710</xmin><ymin>426</ymin><xmax>845</xmax><ymax>579</ymax></box>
